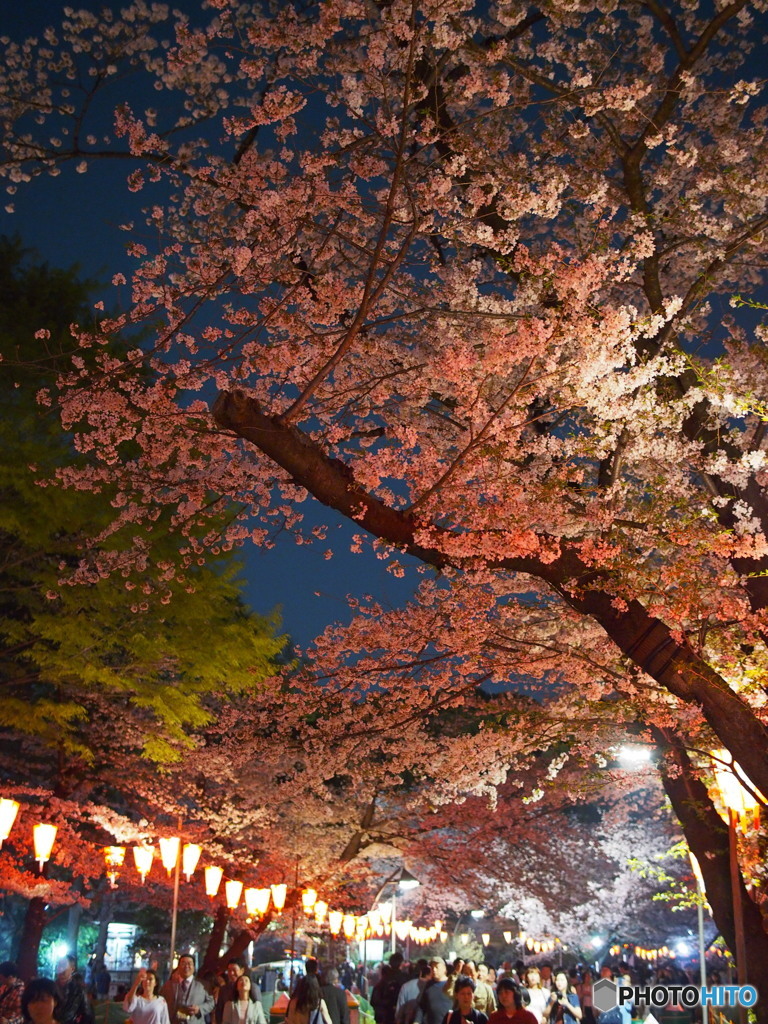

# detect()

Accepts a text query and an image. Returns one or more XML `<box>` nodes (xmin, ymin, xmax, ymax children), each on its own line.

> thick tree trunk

<box><xmin>201</xmin><ymin>906</ymin><xmax>231</xmax><ymax>974</ymax></box>
<box><xmin>17</xmin><ymin>896</ymin><xmax>48</xmax><ymax>980</ymax></box>
<box><xmin>93</xmin><ymin>888</ymin><xmax>114</xmax><ymax>964</ymax></box>
<box><xmin>67</xmin><ymin>903</ymin><xmax>82</xmax><ymax>963</ymax></box>
<box><xmin>656</xmin><ymin>732</ymin><xmax>768</xmax><ymax>1021</ymax></box>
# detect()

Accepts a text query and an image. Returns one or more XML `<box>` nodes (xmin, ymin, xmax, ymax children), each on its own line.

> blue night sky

<box><xmin>2</xmin><ymin>0</ymin><xmax>422</xmax><ymax>651</ymax></box>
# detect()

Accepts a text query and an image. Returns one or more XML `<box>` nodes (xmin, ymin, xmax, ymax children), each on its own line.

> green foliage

<box><xmin>0</xmin><ymin>237</ymin><xmax>286</xmax><ymax>765</ymax></box>
<box><xmin>627</xmin><ymin>839</ymin><xmax>704</xmax><ymax>911</ymax></box>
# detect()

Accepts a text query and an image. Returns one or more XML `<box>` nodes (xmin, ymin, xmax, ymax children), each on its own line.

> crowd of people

<box><xmin>0</xmin><ymin>948</ymin><xmax>728</xmax><ymax>1024</ymax></box>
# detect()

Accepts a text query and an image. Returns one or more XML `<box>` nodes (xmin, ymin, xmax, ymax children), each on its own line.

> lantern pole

<box><xmin>289</xmin><ymin>856</ymin><xmax>299</xmax><ymax>992</ymax></box>
<box><xmin>169</xmin><ymin>820</ymin><xmax>182</xmax><ymax>977</ymax></box>
<box><xmin>727</xmin><ymin>808</ymin><xmax>748</xmax><ymax>1024</ymax></box>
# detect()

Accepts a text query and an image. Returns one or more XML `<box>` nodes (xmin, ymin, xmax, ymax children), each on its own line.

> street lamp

<box><xmin>371</xmin><ymin>866</ymin><xmax>421</xmax><ymax>954</ymax></box>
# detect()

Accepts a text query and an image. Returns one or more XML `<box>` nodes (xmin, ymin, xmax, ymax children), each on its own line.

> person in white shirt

<box><xmin>124</xmin><ymin>970</ymin><xmax>171</xmax><ymax>1024</ymax></box>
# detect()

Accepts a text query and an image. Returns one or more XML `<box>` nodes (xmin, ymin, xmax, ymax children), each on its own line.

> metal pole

<box><xmin>289</xmin><ymin>857</ymin><xmax>299</xmax><ymax>991</ymax></box>
<box><xmin>169</xmin><ymin>824</ymin><xmax>182</xmax><ymax>976</ymax></box>
<box><xmin>696</xmin><ymin>887</ymin><xmax>708</xmax><ymax>1024</ymax></box>
<box><xmin>391</xmin><ymin>887</ymin><xmax>397</xmax><ymax>955</ymax></box>
<box><xmin>728</xmin><ymin>809</ymin><xmax>748</xmax><ymax>1024</ymax></box>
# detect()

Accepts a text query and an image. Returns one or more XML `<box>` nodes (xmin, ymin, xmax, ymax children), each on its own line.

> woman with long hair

<box><xmin>22</xmin><ymin>979</ymin><xmax>60</xmax><ymax>1024</ymax></box>
<box><xmin>124</xmin><ymin>969</ymin><xmax>171</xmax><ymax>1024</ymax></box>
<box><xmin>544</xmin><ymin>972</ymin><xmax>581</xmax><ymax>1024</ymax></box>
<box><xmin>285</xmin><ymin>975</ymin><xmax>331</xmax><ymax>1024</ymax></box>
<box><xmin>222</xmin><ymin>976</ymin><xmax>266</xmax><ymax>1024</ymax></box>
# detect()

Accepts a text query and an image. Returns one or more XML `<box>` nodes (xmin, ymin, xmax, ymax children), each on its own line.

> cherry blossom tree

<box><xmin>3</xmin><ymin>0</ymin><xmax>768</xmax><ymax>997</ymax></box>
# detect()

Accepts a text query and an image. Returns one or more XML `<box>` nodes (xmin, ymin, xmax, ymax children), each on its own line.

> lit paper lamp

<box><xmin>159</xmin><ymin>837</ymin><xmax>180</xmax><ymax>876</ymax></box>
<box><xmin>33</xmin><ymin>823</ymin><xmax>57</xmax><ymax>871</ymax></box>
<box><xmin>104</xmin><ymin>846</ymin><xmax>126</xmax><ymax>887</ymax></box>
<box><xmin>368</xmin><ymin>909</ymin><xmax>381</xmax><ymax>932</ymax></box>
<box><xmin>343</xmin><ymin>915</ymin><xmax>356</xmax><ymax>939</ymax></box>
<box><xmin>205</xmin><ymin>864</ymin><xmax>223</xmax><ymax>897</ymax></box>
<box><xmin>503</xmin><ymin>931</ymin><xmax>512</xmax><ymax>944</ymax></box>
<box><xmin>182</xmin><ymin>844</ymin><xmax>202</xmax><ymax>881</ymax></box>
<box><xmin>0</xmin><ymin>798</ymin><xmax>20</xmax><ymax>846</ymax></box>
<box><xmin>314</xmin><ymin>900</ymin><xmax>328</xmax><ymax>924</ymax></box>
<box><xmin>481</xmin><ymin>933</ymin><xmax>490</xmax><ymax>946</ymax></box>
<box><xmin>225</xmin><ymin>879</ymin><xmax>243</xmax><ymax>909</ymax></box>
<box><xmin>440</xmin><ymin>931</ymin><xmax>448</xmax><ymax>943</ymax></box>
<box><xmin>434</xmin><ymin>919</ymin><xmax>443</xmax><ymax>932</ymax></box>
<box><xmin>133</xmin><ymin>844</ymin><xmax>154</xmax><ymax>883</ymax></box>
<box><xmin>271</xmin><ymin>883</ymin><xmax>287</xmax><ymax>911</ymax></box>
<box><xmin>711</xmin><ymin>749</ymin><xmax>763</xmax><ymax>827</ymax></box>
<box><xmin>328</xmin><ymin>910</ymin><xmax>343</xmax><ymax>935</ymax></box>
<box><xmin>245</xmin><ymin>888</ymin><xmax>260</xmax><ymax>915</ymax></box>
<box><xmin>302</xmin><ymin>888</ymin><xmax>317</xmax><ymax>914</ymax></box>
<box><xmin>378</xmin><ymin>901</ymin><xmax>392</xmax><ymax>924</ymax></box>
<box><xmin>394</xmin><ymin>920</ymin><xmax>411</xmax><ymax>941</ymax></box>
<box><xmin>252</xmin><ymin>888</ymin><xmax>271</xmax><ymax>915</ymax></box>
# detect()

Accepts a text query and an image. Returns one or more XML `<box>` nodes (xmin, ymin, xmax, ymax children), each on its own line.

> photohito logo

<box><xmin>592</xmin><ymin>979</ymin><xmax>758</xmax><ymax>1010</ymax></box>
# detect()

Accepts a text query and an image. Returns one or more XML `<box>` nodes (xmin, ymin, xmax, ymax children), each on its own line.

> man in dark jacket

<box><xmin>320</xmin><ymin>969</ymin><xmax>349</xmax><ymax>1024</ymax></box>
<box><xmin>55</xmin><ymin>957</ymin><xmax>94</xmax><ymax>1024</ymax></box>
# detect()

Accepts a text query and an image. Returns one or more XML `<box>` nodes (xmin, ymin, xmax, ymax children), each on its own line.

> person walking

<box><xmin>54</xmin><ymin>957</ymin><xmax>93</xmax><ymax>1024</ymax></box>
<box><xmin>124</xmin><ymin>970</ymin><xmax>171</xmax><ymax>1024</ymax></box>
<box><xmin>443</xmin><ymin>978</ymin><xmax>488</xmax><ymax>1024</ymax></box>
<box><xmin>285</xmin><ymin>976</ymin><xmax>331</xmax><ymax>1024</ymax></box>
<box><xmin>221</xmin><ymin>975</ymin><xmax>266</xmax><ymax>1024</ymax></box>
<box><xmin>0</xmin><ymin>962</ymin><xmax>23</xmax><ymax>1024</ymax></box>
<box><xmin>161</xmin><ymin>956</ymin><xmax>214</xmax><ymax>1024</ymax></box>
<box><xmin>319</xmin><ymin>970</ymin><xmax>349</xmax><ymax>1024</ymax></box>
<box><xmin>487</xmin><ymin>979</ymin><xmax>537</xmax><ymax>1024</ymax></box>
<box><xmin>414</xmin><ymin>959</ymin><xmax>451</xmax><ymax>1024</ymax></box>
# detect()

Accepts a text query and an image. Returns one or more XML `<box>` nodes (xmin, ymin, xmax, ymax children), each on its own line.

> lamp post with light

<box><xmin>372</xmin><ymin>866</ymin><xmax>420</xmax><ymax>954</ymax></box>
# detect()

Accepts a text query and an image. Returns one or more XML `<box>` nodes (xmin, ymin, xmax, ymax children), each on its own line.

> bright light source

<box><xmin>398</xmin><ymin>868</ymin><xmax>420</xmax><ymax>890</ymax></box>
<box><xmin>590</xmin><ymin>936</ymin><xmax>602</xmax><ymax>949</ymax></box>
<box><xmin>618</xmin><ymin>745</ymin><xmax>652</xmax><ymax>766</ymax></box>
<box><xmin>470</xmin><ymin>910</ymin><xmax>484</xmax><ymax>919</ymax></box>
<box><xmin>676</xmin><ymin>942</ymin><xmax>690</xmax><ymax>957</ymax></box>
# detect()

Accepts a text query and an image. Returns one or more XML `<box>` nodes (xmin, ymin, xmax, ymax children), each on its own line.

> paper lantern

<box><xmin>182</xmin><ymin>844</ymin><xmax>202</xmax><ymax>881</ymax></box>
<box><xmin>0</xmin><ymin>799</ymin><xmax>20</xmax><ymax>846</ymax></box>
<box><xmin>251</xmin><ymin>887</ymin><xmax>271</xmax><ymax>914</ymax></box>
<box><xmin>205</xmin><ymin>864</ymin><xmax>223</xmax><ymax>897</ymax></box>
<box><xmin>133</xmin><ymin>844</ymin><xmax>154</xmax><ymax>883</ymax></box>
<box><xmin>314</xmin><ymin>900</ymin><xmax>328</xmax><ymax>924</ymax></box>
<box><xmin>33</xmin><ymin>823</ymin><xmax>57</xmax><ymax>870</ymax></box>
<box><xmin>394</xmin><ymin>920</ymin><xmax>411</xmax><ymax>941</ymax></box>
<box><xmin>481</xmin><ymin>933</ymin><xmax>490</xmax><ymax>946</ymax></box>
<box><xmin>271</xmin><ymin>883</ymin><xmax>287</xmax><ymax>911</ymax></box>
<box><xmin>159</xmin><ymin>837</ymin><xmax>180</xmax><ymax>876</ymax></box>
<box><xmin>328</xmin><ymin>910</ymin><xmax>343</xmax><ymax>935</ymax></box>
<box><xmin>225</xmin><ymin>879</ymin><xmax>243</xmax><ymax>909</ymax></box>
<box><xmin>378</xmin><ymin>902</ymin><xmax>392</xmax><ymax>924</ymax></box>
<box><xmin>302</xmin><ymin>888</ymin><xmax>317</xmax><ymax>914</ymax></box>
<box><xmin>343</xmin><ymin>915</ymin><xmax>356</xmax><ymax>939</ymax></box>
<box><xmin>104</xmin><ymin>846</ymin><xmax>126</xmax><ymax>887</ymax></box>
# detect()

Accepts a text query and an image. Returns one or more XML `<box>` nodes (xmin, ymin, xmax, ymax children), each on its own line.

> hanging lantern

<box><xmin>328</xmin><ymin>910</ymin><xmax>343</xmax><ymax>936</ymax></box>
<box><xmin>395</xmin><ymin>920</ymin><xmax>411</xmax><ymax>941</ymax></box>
<box><xmin>251</xmin><ymin>888</ymin><xmax>271</xmax><ymax>915</ymax></box>
<box><xmin>302</xmin><ymin>888</ymin><xmax>318</xmax><ymax>914</ymax></box>
<box><xmin>314</xmin><ymin>900</ymin><xmax>328</xmax><ymax>925</ymax></box>
<box><xmin>378</xmin><ymin>901</ymin><xmax>392</xmax><ymax>924</ymax></box>
<box><xmin>133</xmin><ymin>844</ymin><xmax>154</xmax><ymax>883</ymax></box>
<box><xmin>526</xmin><ymin>937</ymin><xmax>534</xmax><ymax>950</ymax></box>
<box><xmin>244</xmin><ymin>888</ymin><xmax>260</xmax><ymax>915</ymax></box>
<box><xmin>481</xmin><ymin>933</ymin><xmax>490</xmax><ymax>946</ymax></box>
<box><xmin>518</xmin><ymin>930</ymin><xmax>527</xmax><ymax>942</ymax></box>
<box><xmin>440</xmin><ymin>931</ymin><xmax>448</xmax><ymax>943</ymax></box>
<box><xmin>182</xmin><ymin>844</ymin><xmax>202</xmax><ymax>881</ymax></box>
<box><xmin>205</xmin><ymin>865</ymin><xmax>223</xmax><ymax>897</ymax></box>
<box><xmin>33</xmin><ymin>823</ymin><xmax>57</xmax><ymax>871</ymax></box>
<box><xmin>225</xmin><ymin>879</ymin><xmax>243</xmax><ymax>909</ymax></box>
<box><xmin>356</xmin><ymin>915</ymin><xmax>369</xmax><ymax>937</ymax></box>
<box><xmin>271</xmin><ymin>883</ymin><xmax>287</xmax><ymax>911</ymax></box>
<box><xmin>0</xmin><ymin>798</ymin><xmax>20</xmax><ymax>846</ymax></box>
<box><xmin>159</xmin><ymin>837</ymin><xmax>180</xmax><ymax>876</ymax></box>
<box><xmin>104</xmin><ymin>846</ymin><xmax>126</xmax><ymax>888</ymax></box>
<box><xmin>368</xmin><ymin>909</ymin><xmax>381</xmax><ymax>932</ymax></box>
<box><xmin>503</xmin><ymin>931</ymin><xmax>512</xmax><ymax>944</ymax></box>
<box><xmin>343</xmin><ymin>915</ymin><xmax>356</xmax><ymax>939</ymax></box>
<box><xmin>711</xmin><ymin>749</ymin><xmax>764</xmax><ymax>828</ymax></box>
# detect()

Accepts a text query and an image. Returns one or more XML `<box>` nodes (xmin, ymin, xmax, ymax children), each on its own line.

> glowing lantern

<box><xmin>434</xmin><ymin>919</ymin><xmax>443</xmax><ymax>932</ymax></box>
<box><xmin>133</xmin><ymin>844</ymin><xmax>154</xmax><ymax>883</ymax></box>
<box><xmin>440</xmin><ymin>931</ymin><xmax>448</xmax><ymax>943</ymax></box>
<box><xmin>205</xmin><ymin>864</ymin><xmax>223</xmax><ymax>897</ymax></box>
<box><xmin>328</xmin><ymin>910</ymin><xmax>343</xmax><ymax>935</ymax></box>
<box><xmin>395</xmin><ymin>920</ymin><xmax>412</xmax><ymax>941</ymax></box>
<box><xmin>251</xmin><ymin>888</ymin><xmax>271</xmax><ymax>914</ymax></box>
<box><xmin>368</xmin><ymin>909</ymin><xmax>381</xmax><ymax>932</ymax></box>
<box><xmin>518</xmin><ymin>931</ymin><xmax>527</xmax><ymax>942</ymax></box>
<box><xmin>302</xmin><ymin>888</ymin><xmax>318</xmax><ymax>914</ymax></box>
<box><xmin>711</xmin><ymin>749</ymin><xmax>764</xmax><ymax>827</ymax></box>
<box><xmin>32</xmin><ymin>823</ymin><xmax>57</xmax><ymax>871</ymax></box>
<box><xmin>225</xmin><ymin>879</ymin><xmax>243</xmax><ymax>909</ymax></box>
<box><xmin>526</xmin><ymin>938</ymin><xmax>534</xmax><ymax>950</ymax></box>
<box><xmin>481</xmin><ymin>933</ymin><xmax>490</xmax><ymax>946</ymax></box>
<box><xmin>159</xmin><ymin>837</ymin><xmax>180</xmax><ymax>876</ymax></box>
<box><xmin>182</xmin><ymin>844</ymin><xmax>202</xmax><ymax>881</ymax></box>
<box><xmin>378</xmin><ymin>901</ymin><xmax>392</xmax><ymax>924</ymax></box>
<box><xmin>0</xmin><ymin>799</ymin><xmax>20</xmax><ymax>846</ymax></box>
<box><xmin>343</xmin><ymin>915</ymin><xmax>356</xmax><ymax>939</ymax></box>
<box><xmin>104</xmin><ymin>846</ymin><xmax>126</xmax><ymax>887</ymax></box>
<box><xmin>503</xmin><ymin>931</ymin><xmax>512</xmax><ymax>944</ymax></box>
<box><xmin>314</xmin><ymin>900</ymin><xmax>328</xmax><ymax>924</ymax></box>
<box><xmin>271</xmin><ymin>883</ymin><xmax>287</xmax><ymax>911</ymax></box>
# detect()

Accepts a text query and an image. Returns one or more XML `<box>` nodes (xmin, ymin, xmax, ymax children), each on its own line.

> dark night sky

<box><xmin>2</xmin><ymin>0</ymin><xmax>422</xmax><ymax>651</ymax></box>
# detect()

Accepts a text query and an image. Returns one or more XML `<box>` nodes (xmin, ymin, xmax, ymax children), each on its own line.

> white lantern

<box><xmin>33</xmin><ymin>823</ymin><xmax>57</xmax><ymax>870</ymax></box>
<box><xmin>0</xmin><ymin>799</ymin><xmax>20</xmax><ymax>846</ymax></box>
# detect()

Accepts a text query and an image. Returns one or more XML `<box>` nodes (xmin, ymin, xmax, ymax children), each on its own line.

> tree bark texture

<box><xmin>17</xmin><ymin>896</ymin><xmax>47</xmax><ymax>981</ymax></box>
